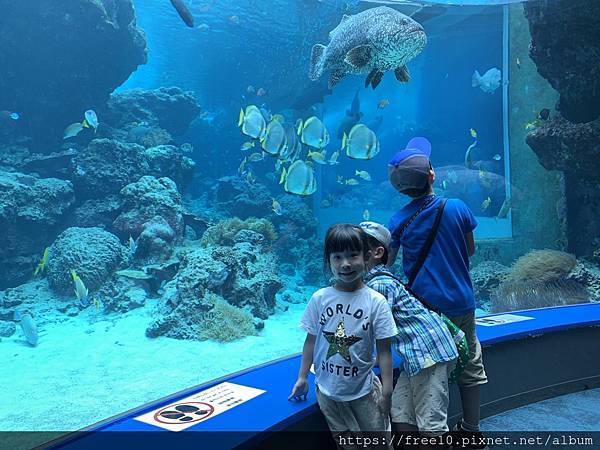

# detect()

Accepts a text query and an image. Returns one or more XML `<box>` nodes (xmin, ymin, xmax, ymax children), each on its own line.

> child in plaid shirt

<box><xmin>360</xmin><ymin>221</ymin><xmax>458</xmax><ymax>438</ymax></box>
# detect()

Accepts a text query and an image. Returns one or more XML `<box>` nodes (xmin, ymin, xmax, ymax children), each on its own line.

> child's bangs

<box><xmin>324</xmin><ymin>224</ymin><xmax>368</xmax><ymax>258</ymax></box>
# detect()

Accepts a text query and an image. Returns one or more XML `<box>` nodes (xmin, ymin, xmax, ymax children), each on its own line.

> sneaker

<box><xmin>451</xmin><ymin>420</ymin><xmax>489</xmax><ymax>450</ymax></box>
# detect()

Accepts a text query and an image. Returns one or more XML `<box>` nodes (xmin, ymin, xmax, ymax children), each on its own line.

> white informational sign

<box><xmin>134</xmin><ymin>382</ymin><xmax>266</xmax><ymax>432</ymax></box>
<box><xmin>476</xmin><ymin>314</ymin><xmax>534</xmax><ymax>327</ymax></box>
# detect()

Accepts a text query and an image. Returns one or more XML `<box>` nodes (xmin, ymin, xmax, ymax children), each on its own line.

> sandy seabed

<box><xmin>0</xmin><ymin>292</ymin><xmax>308</xmax><ymax>436</ymax></box>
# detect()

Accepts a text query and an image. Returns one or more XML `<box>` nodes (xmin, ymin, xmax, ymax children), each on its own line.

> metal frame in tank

<box><xmin>475</xmin><ymin>4</ymin><xmax>513</xmax><ymax>240</ymax></box>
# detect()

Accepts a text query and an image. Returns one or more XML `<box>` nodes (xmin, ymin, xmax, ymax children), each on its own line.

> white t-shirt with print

<box><xmin>300</xmin><ymin>285</ymin><xmax>398</xmax><ymax>402</ymax></box>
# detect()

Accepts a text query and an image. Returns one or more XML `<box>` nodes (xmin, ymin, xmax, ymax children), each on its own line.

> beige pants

<box><xmin>448</xmin><ymin>312</ymin><xmax>488</xmax><ymax>387</ymax></box>
<box><xmin>316</xmin><ymin>376</ymin><xmax>392</xmax><ymax>450</ymax></box>
<box><xmin>390</xmin><ymin>361</ymin><xmax>452</xmax><ymax>435</ymax></box>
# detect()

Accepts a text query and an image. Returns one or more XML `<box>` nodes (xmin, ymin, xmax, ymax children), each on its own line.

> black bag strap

<box><xmin>394</xmin><ymin>195</ymin><xmax>436</xmax><ymax>239</ymax></box>
<box><xmin>369</xmin><ymin>270</ymin><xmax>441</xmax><ymax>315</ymax></box>
<box><xmin>408</xmin><ymin>197</ymin><xmax>447</xmax><ymax>286</ymax></box>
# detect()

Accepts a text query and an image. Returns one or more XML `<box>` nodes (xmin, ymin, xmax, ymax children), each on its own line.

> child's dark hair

<box><xmin>366</xmin><ymin>235</ymin><xmax>389</xmax><ymax>265</ymax></box>
<box><xmin>323</xmin><ymin>224</ymin><xmax>370</xmax><ymax>273</ymax></box>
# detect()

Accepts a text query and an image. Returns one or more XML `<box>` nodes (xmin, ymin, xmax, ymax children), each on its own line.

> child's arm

<box><xmin>376</xmin><ymin>337</ymin><xmax>393</xmax><ymax>414</ymax></box>
<box><xmin>466</xmin><ymin>231</ymin><xmax>475</xmax><ymax>257</ymax></box>
<box><xmin>288</xmin><ymin>333</ymin><xmax>316</xmax><ymax>401</ymax></box>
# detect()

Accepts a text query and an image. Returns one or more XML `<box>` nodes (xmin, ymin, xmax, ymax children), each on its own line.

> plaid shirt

<box><xmin>365</xmin><ymin>265</ymin><xmax>458</xmax><ymax>376</ymax></box>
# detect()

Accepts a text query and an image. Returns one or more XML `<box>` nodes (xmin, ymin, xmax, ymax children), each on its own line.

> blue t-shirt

<box><xmin>388</xmin><ymin>195</ymin><xmax>477</xmax><ymax>316</ymax></box>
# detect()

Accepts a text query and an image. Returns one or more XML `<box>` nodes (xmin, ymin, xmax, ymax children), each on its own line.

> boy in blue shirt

<box><xmin>387</xmin><ymin>137</ymin><xmax>488</xmax><ymax>448</ymax></box>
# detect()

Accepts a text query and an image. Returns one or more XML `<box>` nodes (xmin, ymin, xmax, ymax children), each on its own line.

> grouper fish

<box><xmin>309</xmin><ymin>6</ymin><xmax>427</xmax><ymax>89</ymax></box>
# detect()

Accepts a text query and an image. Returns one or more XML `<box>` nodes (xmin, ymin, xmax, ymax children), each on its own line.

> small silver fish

<box><xmin>14</xmin><ymin>310</ymin><xmax>38</xmax><ymax>346</ymax></box>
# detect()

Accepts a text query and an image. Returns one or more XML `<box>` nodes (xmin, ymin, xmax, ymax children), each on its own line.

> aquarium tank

<box><xmin>0</xmin><ymin>0</ymin><xmax>598</xmax><ymax>441</ymax></box>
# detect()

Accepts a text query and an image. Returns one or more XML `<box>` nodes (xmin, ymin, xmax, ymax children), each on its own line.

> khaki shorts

<box><xmin>390</xmin><ymin>361</ymin><xmax>452</xmax><ymax>435</ymax></box>
<box><xmin>448</xmin><ymin>312</ymin><xmax>488</xmax><ymax>387</ymax></box>
<box><xmin>317</xmin><ymin>376</ymin><xmax>392</xmax><ymax>450</ymax></box>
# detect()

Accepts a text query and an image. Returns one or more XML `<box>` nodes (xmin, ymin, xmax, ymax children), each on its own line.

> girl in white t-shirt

<box><xmin>289</xmin><ymin>224</ymin><xmax>397</xmax><ymax>449</ymax></box>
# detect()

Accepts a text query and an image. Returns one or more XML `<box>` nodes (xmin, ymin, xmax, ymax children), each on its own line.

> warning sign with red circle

<box><xmin>135</xmin><ymin>382</ymin><xmax>266</xmax><ymax>431</ymax></box>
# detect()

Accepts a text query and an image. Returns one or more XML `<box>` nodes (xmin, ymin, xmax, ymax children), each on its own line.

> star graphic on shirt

<box><xmin>323</xmin><ymin>320</ymin><xmax>362</xmax><ymax>364</ymax></box>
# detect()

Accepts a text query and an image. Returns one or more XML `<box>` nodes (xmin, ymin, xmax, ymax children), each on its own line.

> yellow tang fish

<box><xmin>308</xmin><ymin>150</ymin><xmax>327</xmax><ymax>164</ymax></box>
<box><xmin>240</xmin><ymin>141</ymin><xmax>255</xmax><ymax>151</ymax></box>
<box><xmin>377</xmin><ymin>99</ymin><xmax>390</xmax><ymax>110</ymax></box>
<box><xmin>470</xmin><ymin>128</ymin><xmax>478</xmax><ymax>138</ymax></box>
<box><xmin>34</xmin><ymin>247</ymin><xmax>49</xmax><ymax>277</ymax></box>
<box><xmin>355</xmin><ymin>170</ymin><xmax>371</xmax><ymax>181</ymax></box>
<box><xmin>272</xmin><ymin>198</ymin><xmax>283</xmax><ymax>216</ymax></box>
<box><xmin>71</xmin><ymin>269</ymin><xmax>89</xmax><ymax>306</ymax></box>
<box><xmin>481</xmin><ymin>196</ymin><xmax>492</xmax><ymax>212</ymax></box>
<box><xmin>238</xmin><ymin>157</ymin><xmax>247</xmax><ymax>175</ymax></box>
<box><xmin>247</xmin><ymin>152</ymin><xmax>264</xmax><ymax>162</ymax></box>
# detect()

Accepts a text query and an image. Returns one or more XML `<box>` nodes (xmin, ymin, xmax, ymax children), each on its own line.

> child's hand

<box><xmin>288</xmin><ymin>377</ymin><xmax>309</xmax><ymax>402</ymax></box>
<box><xmin>378</xmin><ymin>392</ymin><xmax>392</xmax><ymax>416</ymax></box>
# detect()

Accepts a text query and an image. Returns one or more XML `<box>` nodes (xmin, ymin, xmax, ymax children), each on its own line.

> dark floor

<box><xmin>481</xmin><ymin>388</ymin><xmax>600</xmax><ymax>431</ymax></box>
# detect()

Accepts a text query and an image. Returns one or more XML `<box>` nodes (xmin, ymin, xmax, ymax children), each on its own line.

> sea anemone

<box><xmin>506</xmin><ymin>249</ymin><xmax>576</xmax><ymax>284</ymax></box>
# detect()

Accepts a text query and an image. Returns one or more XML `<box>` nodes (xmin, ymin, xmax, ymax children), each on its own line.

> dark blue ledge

<box><xmin>51</xmin><ymin>303</ymin><xmax>600</xmax><ymax>449</ymax></box>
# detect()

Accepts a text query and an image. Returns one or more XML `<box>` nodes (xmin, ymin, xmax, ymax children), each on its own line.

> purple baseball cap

<box><xmin>388</xmin><ymin>137</ymin><xmax>432</xmax><ymax>193</ymax></box>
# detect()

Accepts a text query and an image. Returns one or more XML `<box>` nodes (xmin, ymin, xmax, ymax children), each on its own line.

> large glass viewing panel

<box><xmin>0</xmin><ymin>0</ymin><xmax>598</xmax><ymax>438</ymax></box>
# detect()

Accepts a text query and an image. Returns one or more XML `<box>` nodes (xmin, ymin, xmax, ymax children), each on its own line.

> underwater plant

<box><xmin>200</xmin><ymin>217</ymin><xmax>277</xmax><ymax>247</ymax></box>
<box><xmin>506</xmin><ymin>249</ymin><xmax>577</xmax><ymax>284</ymax></box>
<box><xmin>199</xmin><ymin>293</ymin><xmax>256</xmax><ymax>342</ymax></box>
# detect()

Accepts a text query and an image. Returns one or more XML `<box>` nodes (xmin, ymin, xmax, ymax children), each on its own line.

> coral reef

<box><xmin>200</xmin><ymin>217</ymin><xmax>277</xmax><ymax>248</ymax></box>
<box><xmin>71</xmin><ymin>139</ymin><xmax>149</xmax><ymax>201</ymax></box>
<box><xmin>142</xmin><ymin>145</ymin><xmax>195</xmax><ymax>189</ymax></box>
<box><xmin>506</xmin><ymin>249</ymin><xmax>577</xmax><ymax>284</ymax></box>
<box><xmin>525</xmin><ymin>115</ymin><xmax>600</xmax><ymax>256</ymax></box>
<box><xmin>487</xmin><ymin>250</ymin><xmax>600</xmax><ymax>312</ymax></box>
<box><xmin>103</xmin><ymin>87</ymin><xmax>201</xmax><ymax>136</ymax></box>
<box><xmin>71</xmin><ymin>139</ymin><xmax>196</xmax><ymax>202</ymax></box>
<box><xmin>46</xmin><ymin>227</ymin><xmax>124</xmax><ymax>295</ymax></box>
<box><xmin>0</xmin><ymin>0</ymin><xmax>147</xmax><ymax>142</ymax></box>
<box><xmin>198</xmin><ymin>293</ymin><xmax>257</xmax><ymax>342</ymax></box>
<box><xmin>523</xmin><ymin>0</ymin><xmax>600</xmax><ymax>257</ymax></box>
<box><xmin>13</xmin><ymin>149</ymin><xmax>77</xmax><ymax>179</ymax></box>
<box><xmin>112</xmin><ymin>176</ymin><xmax>185</xmax><ymax>240</ymax></box>
<box><xmin>0</xmin><ymin>321</ymin><xmax>16</xmax><ymax>338</ymax></box>
<box><xmin>68</xmin><ymin>196</ymin><xmax>122</xmax><ymax>229</ymax></box>
<box><xmin>125</xmin><ymin>126</ymin><xmax>172</xmax><ymax>148</ymax></box>
<box><xmin>98</xmin><ymin>278</ymin><xmax>148</xmax><ymax>313</ymax></box>
<box><xmin>136</xmin><ymin>216</ymin><xmax>177</xmax><ymax>261</ymax></box>
<box><xmin>145</xmin><ymin>237</ymin><xmax>283</xmax><ymax>340</ymax></box>
<box><xmin>213</xmin><ymin>176</ymin><xmax>273</xmax><ymax>219</ymax></box>
<box><xmin>146</xmin><ymin>290</ymin><xmax>256</xmax><ymax>342</ymax></box>
<box><xmin>470</xmin><ymin>261</ymin><xmax>511</xmax><ymax>311</ymax></box>
<box><xmin>524</xmin><ymin>0</ymin><xmax>600</xmax><ymax>123</ymax></box>
<box><xmin>526</xmin><ymin>115</ymin><xmax>600</xmax><ymax>183</ymax></box>
<box><xmin>567</xmin><ymin>260</ymin><xmax>600</xmax><ymax>302</ymax></box>
<box><xmin>0</xmin><ymin>171</ymin><xmax>75</xmax><ymax>289</ymax></box>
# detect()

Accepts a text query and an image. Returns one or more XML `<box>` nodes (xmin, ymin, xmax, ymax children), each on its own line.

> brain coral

<box><xmin>46</xmin><ymin>227</ymin><xmax>124</xmax><ymax>295</ymax></box>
